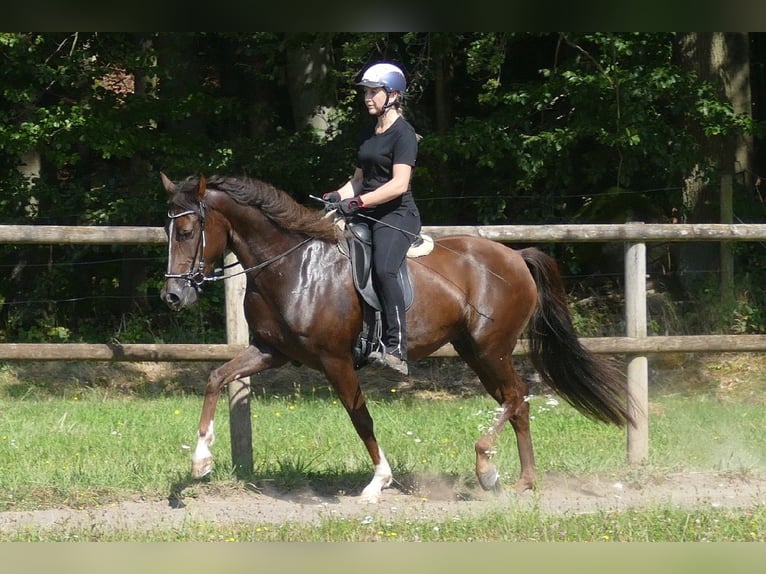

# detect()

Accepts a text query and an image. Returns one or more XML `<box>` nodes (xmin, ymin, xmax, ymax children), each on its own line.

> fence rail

<box><xmin>3</xmin><ymin>222</ymin><xmax>766</xmax><ymax>470</ymax></box>
<box><xmin>3</xmin><ymin>222</ymin><xmax>766</xmax><ymax>244</ymax></box>
<box><xmin>2</xmin><ymin>334</ymin><xmax>766</xmax><ymax>361</ymax></box>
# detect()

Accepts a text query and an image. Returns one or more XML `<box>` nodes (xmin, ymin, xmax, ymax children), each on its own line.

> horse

<box><xmin>160</xmin><ymin>173</ymin><xmax>633</xmax><ymax>503</ymax></box>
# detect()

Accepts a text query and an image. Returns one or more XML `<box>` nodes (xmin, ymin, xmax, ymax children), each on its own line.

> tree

<box><xmin>0</xmin><ymin>32</ymin><xmax>763</xmax><ymax>343</ymax></box>
<box><xmin>677</xmin><ymin>32</ymin><xmax>754</xmax><ymax>220</ymax></box>
<box><xmin>674</xmin><ymin>33</ymin><xmax>757</xmax><ymax>307</ymax></box>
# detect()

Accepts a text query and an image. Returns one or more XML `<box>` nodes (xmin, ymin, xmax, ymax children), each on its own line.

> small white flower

<box><xmin>545</xmin><ymin>396</ymin><xmax>559</xmax><ymax>406</ymax></box>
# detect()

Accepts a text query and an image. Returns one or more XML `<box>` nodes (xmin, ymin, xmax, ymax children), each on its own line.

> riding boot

<box><xmin>368</xmin><ymin>349</ymin><xmax>409</xmax><ymax>377</ymax></box>
<box><xmin>368</xmin><ymin>304</ymin><xmax>409</xmax><ymax>377</ymax></box>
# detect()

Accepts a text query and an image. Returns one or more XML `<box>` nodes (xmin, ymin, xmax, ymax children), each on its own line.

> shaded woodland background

<box><xmin>1</xmin><ymin>32</ymin><xmax>765</xmax><ymax>345</ymax></box>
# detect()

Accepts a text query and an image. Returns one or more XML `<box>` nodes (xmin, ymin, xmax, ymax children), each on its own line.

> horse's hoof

<box><xmin>477</xmin><ymin>467</ymin><xmax>499</xmax><ymax>491</ymax></box>
<box><xmin>358</xmin><ymin>492</ymin><xmax>380</xmax><ymax>504</ymax></box>
<box><xmin>191</xmin><ymin>458</ymin><xmax>213</xmax><ymax>479</ymax></box>
<box><xmin>359</xmin><ymin>482</ymin><xmax>387</xmax><ymax>504</ymax></box>
<box><xmin>514</xmin><ymin>478</ymin><xmax>535</xmax><ymax>493</ymax></box>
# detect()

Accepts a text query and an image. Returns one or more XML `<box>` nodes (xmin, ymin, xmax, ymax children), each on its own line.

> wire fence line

<box><xmin>4</xmin><ymin>221</ymin><xmax>766</xmax><ymax>466</ymax></box>
<box><xmin>1</xmin><ymin>221</ymin><xmax>763</xmax><ymax>309</ymax></box>
<box><xmin>2</xmin><ymin>221</ymin><xmax>766</xmax><ymax>320</ymax></box>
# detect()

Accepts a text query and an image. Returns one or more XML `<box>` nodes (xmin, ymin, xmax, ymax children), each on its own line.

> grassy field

<box><xmin>0</xmin><ymin>353</ymin><xmax>765</xmax><ymax>541</ymax></box>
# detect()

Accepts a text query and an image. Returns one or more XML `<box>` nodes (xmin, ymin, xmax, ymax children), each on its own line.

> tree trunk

<box><xmin>724</xmin><ymin>33</ymin><xmax>754</xmax><ymax>189</ymax></box>
<box><xmin>154</xmin><ymin>33</ymin><xmax>206</xmax><ymax>137</ymax></box>
<box><xmin>675</xmin><ymin>33</ymin><xmax>753</xmax><ymax>296</ymax></box>
<box><xmin>678</xmin><ymin>33</ymin><xmax>753</xmax><ymax>217</ymax></box>
<box><xmin>284</xmin><ymin>34</ymin><xmax>335</xmax><ymax>138</ymax></box>
<box><xmin>119</xmin><ymin>35</ymin><xmax>155</xmax><ymax>314</ymax></box>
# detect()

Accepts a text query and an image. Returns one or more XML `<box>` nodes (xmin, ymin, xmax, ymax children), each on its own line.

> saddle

<box><xmin>337</xmin><ymin>218</ymin><xmax>434</xmax><ymax>368</ymax></box>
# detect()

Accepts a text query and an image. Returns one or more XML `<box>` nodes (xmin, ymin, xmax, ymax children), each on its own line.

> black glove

<box><xmin>322</xmin><ymin>191</ymin><xmax>341</xmax><ymax>203</ymax></box>
<box><xmin>338</xmin><ymin>197</ymin><xmax>363</xmax><ymax>216</ymax></box>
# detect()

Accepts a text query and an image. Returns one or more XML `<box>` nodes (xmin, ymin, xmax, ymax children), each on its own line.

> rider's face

<box><xmin>363</xmin><ymin>87</ymin><xmax>395</xmax><ymax>115</ymax></box>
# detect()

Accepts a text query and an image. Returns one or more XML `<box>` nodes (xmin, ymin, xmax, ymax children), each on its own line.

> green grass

<box><xmin>0</xmin><ymin>358</ymin><xmax>765</xmax><ymax>541</ymax></box>
<box><xmin>1</xmin><ymin>387</ymin><xmax>764</xmax><ymax>494</ymax></box>
<box><xmin>3</xmin><ymin>505</ymin><xmax>765</xmax><ymax>542</ymax></box>
<box><xmin>0</xmin><ymin>390</ymin><xmax>639</xmax><ymax>508</ymax></box>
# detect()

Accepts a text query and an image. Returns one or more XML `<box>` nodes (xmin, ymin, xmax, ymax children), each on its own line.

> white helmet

<box><xmin>356</xmin><ymin>62</ymin><xmax>407</xmax><ymax>93</ymax></box>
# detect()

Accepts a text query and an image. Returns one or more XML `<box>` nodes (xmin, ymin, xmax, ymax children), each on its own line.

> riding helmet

<box><xmin>356</xmin><ymin>63</ymin><xmax>407</xmax><ymax>94</ymax></box>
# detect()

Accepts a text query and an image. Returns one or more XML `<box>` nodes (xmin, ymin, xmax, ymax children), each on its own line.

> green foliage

<box><xmin>0</xmin><ymin>33</ymin><xmax>763</xmax><ymax>343</ymax></box>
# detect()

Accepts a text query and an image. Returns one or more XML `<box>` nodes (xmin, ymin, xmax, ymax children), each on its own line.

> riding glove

<box><xmin>338</xmin><ymin>197</ymin><xmax>363</xmax><ymax>216</ymax></box>
<box><xmin>322</xmin><ymin>191</ymin><xmax>341</xmax><ymax>203</ymax></box>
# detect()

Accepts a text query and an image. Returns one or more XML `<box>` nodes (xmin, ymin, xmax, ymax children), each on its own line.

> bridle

<box><xmin>164</xmin><ymin>202</ymin><xmax>209</xmax><ymax>291</ymax></box>
<box><xmin>164</xmin><ymin>199</ymin><xmax>313</xmax><ymax>291</ymax></box>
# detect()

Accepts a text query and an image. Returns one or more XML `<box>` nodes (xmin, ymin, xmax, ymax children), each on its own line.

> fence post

<box><xmin>624</xmin><ymin>236</ymin><xmax>649</xmax><ymax>464</ymax></box>
<box><xmin>720</xmin><ymin>174</ymin><xmax>734</xmax><ymax>307</ymax></box>
<box><xmin>224</xmin><ymin>251</ymin><xmax>253</xmax><ymax>477</ymax></box>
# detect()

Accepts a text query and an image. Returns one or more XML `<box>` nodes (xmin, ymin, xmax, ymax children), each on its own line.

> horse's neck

<box><xmin>230</xmin><ymin>214</ymin><xmax>287</xmax><ymax>264</ymax></box>
<box><xmin>228</xmin><ymin>210</ymin><xmax>330</xmax><ymax>274</ymax></box>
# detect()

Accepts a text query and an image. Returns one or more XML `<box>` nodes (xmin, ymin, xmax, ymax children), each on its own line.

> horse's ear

<box><xmin>197</xmin><ymin>175</ymin><xmax>207</xmax><ymax>200</ymax></box>
<box><xmin>160</xmin><ymin>172</ymin><xmax>175</xmax><ymax>195</ymax></box>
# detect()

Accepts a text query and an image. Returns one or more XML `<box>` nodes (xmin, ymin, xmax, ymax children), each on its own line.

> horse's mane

<box><xmin>175</xmin><ymin>175</ymin><xmax>338</xmax><ymax>242</ymax></box>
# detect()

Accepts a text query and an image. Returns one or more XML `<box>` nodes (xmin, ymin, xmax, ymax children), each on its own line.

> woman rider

<box><xmin>323</xmin><ymin>62</ymin><xmax>422</xmax><ymax>377</ymax></box>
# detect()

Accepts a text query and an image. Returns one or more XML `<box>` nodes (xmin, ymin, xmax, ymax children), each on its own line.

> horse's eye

<box><xmin>177</xmin><ymin>228</ymin><xmax>194</xmax><ymax>241</ymax></box>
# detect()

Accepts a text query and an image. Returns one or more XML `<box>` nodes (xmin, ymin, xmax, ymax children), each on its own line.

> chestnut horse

<box><xmin>160</xmin><ymin>173</ymin><xmax>631</xmax><ymax>503</ymax></box>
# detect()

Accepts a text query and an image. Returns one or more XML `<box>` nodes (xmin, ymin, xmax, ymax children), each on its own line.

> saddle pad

<box><xmin>332</xmin><ymin>216</ymin><xmax>434</xmax><ymax>258</ymax></box>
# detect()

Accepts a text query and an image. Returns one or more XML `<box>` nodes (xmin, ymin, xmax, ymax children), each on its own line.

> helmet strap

<box><xmin>378</xmin><ymin>92</ymin><xmax>397</xmax><ymax>116</ymax></box>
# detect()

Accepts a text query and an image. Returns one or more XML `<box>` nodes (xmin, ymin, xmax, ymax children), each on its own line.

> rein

<box><xmin>311</xmin><ymin>194</ymin><xmax>513</xmax><ymax>288</ymax></box>
<box><xmin>209</xmin><ymin>237</ymin><xmax>313</xmax><ymax>283</ymax></box>
<box><xmin>165</xmin><ymin>201</ymin><xmax>313</xmax><ymax>289</ymax></box>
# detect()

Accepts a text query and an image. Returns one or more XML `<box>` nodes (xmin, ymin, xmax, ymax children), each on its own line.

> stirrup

<box><xmin>369</xmin><ymin>351</ymin><xmax>408</xmax><ymax>377</ymax></box>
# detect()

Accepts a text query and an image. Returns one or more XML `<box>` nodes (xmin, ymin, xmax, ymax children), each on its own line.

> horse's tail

<box><xmin>520</xmin><ymin>247</ymin><xmax>633</xmax><ymax>427</ymax></box>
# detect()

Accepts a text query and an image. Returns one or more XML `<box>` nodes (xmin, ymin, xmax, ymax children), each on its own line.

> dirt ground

<box><xmin>0</xmin><ymin>353</ymin><xmax>765</xmax><ymax>533</ymax></box>
<box><xmin>1</xmin><ymin>470</ymin><xmax>764</xmax><ymax>532</ymax></box>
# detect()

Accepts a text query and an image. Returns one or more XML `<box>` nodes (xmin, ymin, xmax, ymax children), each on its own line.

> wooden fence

<box><xmin>3</xmin><ymin>222</ymin><xmax>766</xmax><ymax>471</ymax></box>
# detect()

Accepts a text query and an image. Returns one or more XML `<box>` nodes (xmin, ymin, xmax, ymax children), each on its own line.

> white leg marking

<box><xmin>360</xmin><ymin>448</ymin><xmax>393</xmax><ymax>504</ymax></box>
<box><xmin>192</xmin><ymin>420</ymin><xmax>215</xmax><ymax>476</ymax></box>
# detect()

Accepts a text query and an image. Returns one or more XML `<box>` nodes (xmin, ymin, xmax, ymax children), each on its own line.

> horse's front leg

<box><xmin>323</xmin><ymin>358</ymin><xmax>392</xmax><ymax>503</ymax></box>
<box><xmin>191</xmin><ymin>342</ymin><xmax>285</xmax><ymax>479</ymax></box>
<box><xmin>360</xmin><ymin>449</ymin><xmax>393</xmax><ymax>504</ymax></box>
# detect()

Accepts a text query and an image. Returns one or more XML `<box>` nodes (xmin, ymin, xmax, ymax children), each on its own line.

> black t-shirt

<box><xmin>355</xmin><ymin>116</ymin><xmax>418</xmax><ymax>213</ymax></box>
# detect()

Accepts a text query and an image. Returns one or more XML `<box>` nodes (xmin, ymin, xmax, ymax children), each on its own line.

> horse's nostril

<box><xmin>162</xmin><ymin>291</ymin><xmax>181</xmax><ymax>309</ymax></box>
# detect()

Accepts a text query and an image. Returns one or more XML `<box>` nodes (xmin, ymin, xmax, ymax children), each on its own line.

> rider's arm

<box><xmin>357</xmin><ymin>163</ymin><xmax>411</xmax><ymax>207</ymax></box>
<box><xmin>335</xmin><ymin>168</ymin><xmax>363</xmax><ymax>200</ymax></box>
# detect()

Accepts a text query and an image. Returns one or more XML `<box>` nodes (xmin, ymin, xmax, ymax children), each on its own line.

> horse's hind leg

<box><xmin>191</xmin><ymin>342</ymin><xmax>286</xmax><ymax>479</ymax></box>
<box><xmin>455</xmin><ymin>345</ymin><xmax>536</xmax><ymax>493</ymax></box>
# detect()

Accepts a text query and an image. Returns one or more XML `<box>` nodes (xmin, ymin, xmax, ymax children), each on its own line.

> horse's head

<box><xmin>160</xmin><ymin>173</ymin><xmax>226</xmax><ymax>311</ymax></box>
